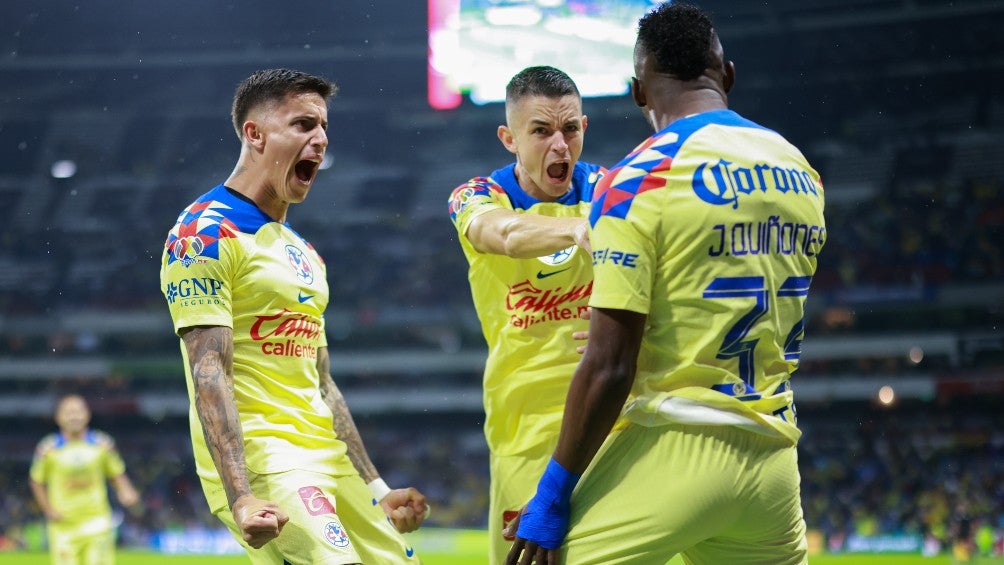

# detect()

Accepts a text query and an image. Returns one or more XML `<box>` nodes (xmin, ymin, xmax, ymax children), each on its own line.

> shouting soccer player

<box><xmin>448</xmin><ymin>66</ymin><xmax>605</xmax><ymax>563</ymax></box>
<box><xmin>161</xmin><ymin>68</ymin><xmax>427</xmax><ymax>564</ymax></box>
<box><xmin>509</xmin><ymin>3</ymin><xmax>825</xmax><ymax>564</ymax></box>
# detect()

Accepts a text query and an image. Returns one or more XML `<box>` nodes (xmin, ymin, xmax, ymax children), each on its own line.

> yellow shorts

<box><xmin>47</xmin><ymin>515</ymin><xmax>115</xmax><ymax>565</ymax></box>
<box><xmin>562</xmin><ymin>423</ymin><xmax>807</xmax><ymax>565</ymax></box>
<box><xmin>214</xmin><ymin>469</ymin><xmax>419</xmax><ymax>564</ymax></box>
<box><xmin>489</xmin><ymin>448</ymin><xmax>555</xmax><ymax>564</ymax></box>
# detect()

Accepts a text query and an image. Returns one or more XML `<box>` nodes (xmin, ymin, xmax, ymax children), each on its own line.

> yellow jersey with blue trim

<box><xmin>588</xmin><ymin>110</ymin><xmax>825</xmax><ymax>445</ymax></box>
<box><xmin>29</xmin><ymin>430</ymin><xmax>125</xmax><ymax>524</ymax></box>
<box><xmin>160</xmin><ymin>184</ymin><xmax>354</xmax><ymax>500</ymax></box>
<box><xmin>449</xmin><ymin>162</ymin><xmax>605</xmax><ymax>456</ymax></box>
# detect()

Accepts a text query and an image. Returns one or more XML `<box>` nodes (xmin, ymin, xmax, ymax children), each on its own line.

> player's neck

<box><xmin>650</xmin><ymin>82</ymin><xmax>728</xmax><ymax>131</ymax></box>
<box><xmin>225</xmin><ymin>164</ymin><xmax>290</xmax><ymax>223</ymax></box>
<box><xmin>61</xmin><ymin>429</ymin><xmax>86</xmax><ymax>441</ymax></box>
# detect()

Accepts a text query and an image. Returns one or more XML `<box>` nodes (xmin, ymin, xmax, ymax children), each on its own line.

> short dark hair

<box><xmin>505</xmin><ymin>65</ymin><xmax>580</xmax><ymax>106</ymax></box>
<box><xmin>231</xmin><ymin>68</ymin><xmax>336</xmax><ymax>140</ymax></box>
<box><xmin>637</xmin><ymin>2</ymin><xmax>716</xmax><ymax>81</ymax></box>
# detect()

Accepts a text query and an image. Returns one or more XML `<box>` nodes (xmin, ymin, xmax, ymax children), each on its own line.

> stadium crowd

<box><xmin>0</xmin><ymin>1</ymin><xmax>1001</xmax><ymax>557</ymax></box>
<box><xmin>2</xmin><ymin>396</ymin><xmax>1004</xmax><ymax>558</ymax></box>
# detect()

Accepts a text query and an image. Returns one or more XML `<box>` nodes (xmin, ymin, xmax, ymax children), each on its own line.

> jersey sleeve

<box><xmin>28</xmin><ymin>436</ymin><xmax>53</xmax><ymax>484</ymax></box>
<box><xmin>448</xmin><ymin>177</ymin><xmax>510</xmax><ymax>238</ymax></box>
<box><xmin>161</xmin><ymin>235</ymin><xmax>238</xmax><ymax>333</ymax></box>
<box><xmin>588</xmin><ymin>180</ymin><xmax>658</xmax><ymax>315</ymax></box>
<box><xmin>96</xmin><ymin>432</ymin><xmax>127</xmax><ymax>478</ymax></box>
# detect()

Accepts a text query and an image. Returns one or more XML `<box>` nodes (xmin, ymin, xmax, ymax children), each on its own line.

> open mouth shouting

<box><xmin>294</xmin><ymin>159</ymin><xmax>321</xmax><ymax>185</ymax></box>
<box><xmin>546</xmin><ymin>161</ymin><xmax>570</xmax><ymax>184</ymax></box>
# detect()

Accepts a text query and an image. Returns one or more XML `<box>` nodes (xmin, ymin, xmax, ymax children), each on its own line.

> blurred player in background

<box><xmin>29</xmin><ymin>394</ymin><xmax>141</xmax><ymax>565</ymax></box>
<box><xmin>448</xmin><ymin>65</ymin><xmax>605</xmax><ymax>562</ymax></box>
<box><xmin>509</xmin><ymin>3</ymin><xmax>825</xmax><ymax>564</ymax></box>
<box><xmin>951</xmin><ymin>501</ymin><xmax>974</xmax><ymax>564</ymax></box>
<box><xmin>160</xmin><ymin>68</ymin><xmax>427</xmax><ymax>564</ymax></box>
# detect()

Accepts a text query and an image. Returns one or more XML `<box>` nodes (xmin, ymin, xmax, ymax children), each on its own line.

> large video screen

<box><xmin>428</xmin><ymin>0</ymin><xmax>658</xmax><ymax>109</ymax></box>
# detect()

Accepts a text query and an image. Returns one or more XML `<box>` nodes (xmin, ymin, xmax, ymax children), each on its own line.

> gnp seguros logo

<box><xmin>164</xmin><ymin>277</ymin><xmax>223</xmax><ymax>305</ymax></box>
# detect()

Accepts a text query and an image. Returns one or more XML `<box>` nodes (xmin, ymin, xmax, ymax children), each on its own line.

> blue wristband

<box><xmin>516</xmin><ymin>458</ymin><xmax>582</xmax><ymax>549</ymax></box>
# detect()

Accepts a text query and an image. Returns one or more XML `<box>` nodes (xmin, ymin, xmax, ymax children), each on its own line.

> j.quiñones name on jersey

<box><xmin>589</xmin><ymin>109</ymin><xmax>824</xmax><ymax>443</ymax></box>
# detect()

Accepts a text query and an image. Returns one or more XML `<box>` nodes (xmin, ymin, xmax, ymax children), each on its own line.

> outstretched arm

<box><xmin>507</xmin><ymin>307</ymin><xmax>646</xmax><ymax>565</ymax></box>
<box><xmin>317</xmin><ymin>347</ymin><xmax>428</xmax><ymax>533</ymax></box>
<box><xmin>467</xmin><ymin>209</ymin><xmax>591</xmax><ymax>258</ymax></box>
<box><xmin>181</xmin><ymin>325</ymin><xmax>287</xmax><ymax>548</ymax></box>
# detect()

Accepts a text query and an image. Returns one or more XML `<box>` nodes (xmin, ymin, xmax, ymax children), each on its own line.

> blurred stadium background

<box><xmin>1</xmin><ymin>0</ymin><xmax>1002</xmax><ymax>562</ymax></box>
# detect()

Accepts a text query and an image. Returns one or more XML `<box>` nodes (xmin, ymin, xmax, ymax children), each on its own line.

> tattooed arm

<box><xmin>180</xmin><ymin>325</ymin><xmax>287</xmax><ymax>548</ymax></box>
<box><xmin>317</xmin><ymin>346</ymin><xmax>428</xmax><ymax>533</ymax></box>
<box><xmin>316</xmin><ymin>345</ymin><xmax>378</xmax><ymax>482</ymax></box>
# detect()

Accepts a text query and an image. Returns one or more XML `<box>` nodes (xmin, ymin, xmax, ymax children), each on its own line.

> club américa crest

<box><xmin>323</xmin><ymin>521</ymin><xmax>350</xmax><ymax>548</ymax></box>
<box><xmin>285</xmin><ymin>244</ymin><xmax>314</xmax><ymax>284</ymax></box>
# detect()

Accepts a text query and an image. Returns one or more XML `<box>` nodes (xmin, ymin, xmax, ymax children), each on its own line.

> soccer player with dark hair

<box><xmin>508</xmin><ymin>3</ymin><xmax>824</xmax><ymax>564</ymax></box>
<box><xmin>29</xmin><ymin>394</ymin><xmax>141</xmax><ymax>565</ymax></box>
<box><xmin>161</xmin><ymin>68</ymin><xmax>427</xmax><ymax>564</ymax></box>
<box><xmin>448</xmin><ymin>65</ymin><xmax>605</xmax><ymax>562</ymax></box>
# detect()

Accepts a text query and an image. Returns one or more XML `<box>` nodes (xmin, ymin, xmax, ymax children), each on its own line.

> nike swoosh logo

<box><xmin>536</xmin><ymin>267</ymin><xmax>571</xmax><ymax>279</ymax></box>
<box><xmin>297</xmin><ymin>292</ymin><xmax>314</xmax><ymax>303</ymax></box>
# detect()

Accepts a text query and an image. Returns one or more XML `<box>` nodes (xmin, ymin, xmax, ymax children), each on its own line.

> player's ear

<box><xmin>243</xmin><ymin>120</ymin><xmax>265</xmax><ymax>150</ymax></box>
<box><xmin>631</xmin><ymin>77</ymin><xmax>645</xmax><ymax>108</ymax></box>
<box><xmin>497</xmin><ymin>125</ymin><xmax>517</xmax><ymax>155</ymax></box>
<box><xmin>581</xmin><ymin>114</ymin><xmax>588</xmax><ymax>133</ymax></box>
<box><xmin>722</xmin><ymin>60</ymin><xmax>736</xmax><ymax>94</ymax></box>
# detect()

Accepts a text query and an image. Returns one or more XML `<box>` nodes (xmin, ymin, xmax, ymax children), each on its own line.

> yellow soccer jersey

<box><xmin>29</xmin><ymin>430</ymin><xmax>125</xmax><ymax>523</ymax></box>
<box><xmin>589</xmin><ymin>110</ymin><xmax>825</xmax><ymax>444</ymax></box>
<box><xmin>449</xmin><ymin>162</ymin><xmax>605</xmax><ymax>456</ymax></box>
<box><xmin>160</xmin><ymin>185</ymin><xmax>354</xmax><ymax>510</ymax></box>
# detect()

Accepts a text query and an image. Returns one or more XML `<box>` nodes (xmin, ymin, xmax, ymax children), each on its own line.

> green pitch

<box><xmin>7</xmin><ymin>551</ymin><xmax>1002</xmax><ymax>564</ymax></box>
<box><xmin>8</xmin><ymin>526</ymin><xmax>1003</xmax><ymax>565</ymax></box>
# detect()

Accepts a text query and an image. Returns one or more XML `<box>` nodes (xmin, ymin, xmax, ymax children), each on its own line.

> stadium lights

<box><xmin>50</xmin><ymin>159</ymin><xmax>77</xmax><ymax>179</ymax></box>
<box><xmin>877</xmin><ymin>385</ymin><xmax>896</xmax><ymax>407</ymax></box>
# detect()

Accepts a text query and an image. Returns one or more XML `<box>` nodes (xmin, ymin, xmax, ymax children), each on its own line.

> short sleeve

<box><xmin>588</xmin><ymin>183</ymin><xmax>659</xmax><ymax>315</ymax></box>
<box><xmin>28</xmin><ymin>438</ymin><xmax>51</xmax><ymax>484</ymax></box>
<box><xmin>448</xmin><ymin>177</ymin><xmax>510</xmax><ymax>238</ymax></box>
<box><xmin>161</xmin><ymin>237</ymin><xmax>237</xmax><ymax>333</ymax></box>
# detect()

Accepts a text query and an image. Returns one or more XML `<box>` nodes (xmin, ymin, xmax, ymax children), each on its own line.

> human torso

<box><xmin>30</xmin><ymin>431</ymin><xmax>122</xmax><ymax>522</ymax></box>
<box><xmin>449</xmin><ymin>162</ymin><xmax>605</xmax><ymax>455</ymax></box>
<box><xmin>589</xmin><ymin>110</ymin><xmax>826</xmax><ymax>443</ymax></box>
<box><xmin>160</xmin><ymin>185</ymin><xmax>353</xmax><ymax>483</ymax></box>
